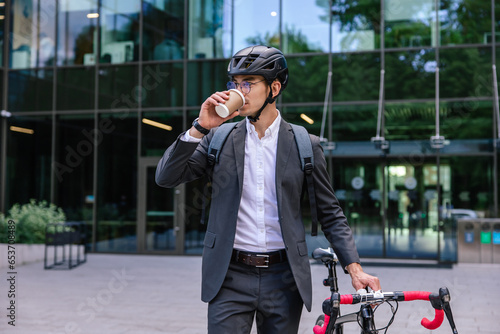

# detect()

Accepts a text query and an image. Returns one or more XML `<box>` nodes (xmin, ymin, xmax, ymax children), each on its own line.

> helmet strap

<box><xmin>247</xmin><ymin>88</ymin><xmax>278</xmax><ymax>123</ymax></box>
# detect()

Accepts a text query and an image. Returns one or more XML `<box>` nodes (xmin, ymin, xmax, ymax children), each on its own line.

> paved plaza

<box><xmin>0</xmin><ymin>253</ymin><xmax>499</xmax><ymax>334</ymax></box>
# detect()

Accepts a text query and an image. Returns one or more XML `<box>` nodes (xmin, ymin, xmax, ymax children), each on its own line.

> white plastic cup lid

<box><xmin>215</xmin><ymin>89</ymin><xmax>245</xmax><ymax>118</ymax></box>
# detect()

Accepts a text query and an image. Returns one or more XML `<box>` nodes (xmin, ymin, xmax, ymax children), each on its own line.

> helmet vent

<box><xmin>241</xmin><ymin>53</ymin><xmax>259</xmax><ymax>68</ymax></box>
<box><xmin>264</xmin><ymin>63</ymin><xmax>275</xmax><ymax>70</ymax></box>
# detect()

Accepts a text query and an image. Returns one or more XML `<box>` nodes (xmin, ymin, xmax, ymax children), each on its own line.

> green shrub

<box><xmin>0</xmin><ymin>199</ymin><xmax>66</xmax><ymax>244</ymax></box>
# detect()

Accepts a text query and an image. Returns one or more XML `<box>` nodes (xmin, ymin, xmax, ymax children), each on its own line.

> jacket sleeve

<box><xmin>155</xmin><ymin>131</ymin><xmax>213</xmax><ymax>188</ymax></box>
<box><xmin>310</xmin><ymin>135</ymin><xmax>361</xmax><ymax>270</ymax></box>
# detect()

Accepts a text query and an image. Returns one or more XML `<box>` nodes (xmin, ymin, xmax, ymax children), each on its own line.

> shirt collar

<box><xmin>245</xmin><ymin>110</ymin><xmax>281</xmax><ymax>139</ymax></box>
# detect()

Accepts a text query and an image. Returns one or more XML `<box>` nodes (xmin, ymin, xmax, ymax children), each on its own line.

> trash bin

<box><xmin>457</xmin><ymin>219</ymin><xmax>480</xmax><ymax>263</ymax></box>
<box><xmin>492</xmin><ymin>222</ymin><xmax>500</xmax><ymax>264</ymax></box>
<box><xmin>480</xmin><ymin>220</ymin><xmax>492</xmax><ymax>263</ymax></box>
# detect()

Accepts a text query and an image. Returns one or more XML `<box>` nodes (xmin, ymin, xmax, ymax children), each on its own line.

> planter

<box><xmin>0</xmin><ymin>244</ymin><xmax>46</xmax><ymax>269</ymax></box>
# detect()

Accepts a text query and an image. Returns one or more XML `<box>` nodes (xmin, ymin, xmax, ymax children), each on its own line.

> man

<box><xmin>156</xmin><ymin>45</ymin><xmax>380</xmax><ymax>333</ymax></box>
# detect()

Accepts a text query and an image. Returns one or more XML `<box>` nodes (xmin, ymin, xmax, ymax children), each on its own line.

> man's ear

<box><xmin>271</xmin><ymin>80</ymin><xmax>282</xmax><ymax>99</ymax></box>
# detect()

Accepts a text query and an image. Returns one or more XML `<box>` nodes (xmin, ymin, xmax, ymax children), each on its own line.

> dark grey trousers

<box><xmin>207</xmin><ymin>260</ymin><xmax>304</xmax><ymax>334</ymax></box>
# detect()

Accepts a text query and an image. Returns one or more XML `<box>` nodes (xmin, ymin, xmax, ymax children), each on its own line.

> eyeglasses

<box><xmin>226</xmin><ymin>79</ymin><xmax>266</xmax><ymax>94</ymax></box>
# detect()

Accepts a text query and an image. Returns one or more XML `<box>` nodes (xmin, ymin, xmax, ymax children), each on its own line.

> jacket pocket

<box><xmin>204</xmin><ymin>231</ymin><xmax>216</xmax><ymax>248</ymax></box>
<box><xmin>297</xmin><ymin>241</ymin><xmax>308</xmax><ymax>256</ymax></box>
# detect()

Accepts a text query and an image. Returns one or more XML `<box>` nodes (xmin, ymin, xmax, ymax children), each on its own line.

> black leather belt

<box><xmin>231</xmin><ymin>249</ymin><xmax>287</xmax><ymax>268</ymax></box>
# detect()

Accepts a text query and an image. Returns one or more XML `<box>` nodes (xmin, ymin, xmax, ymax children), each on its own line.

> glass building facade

<box><xmin>1</xmin><ymin>0</ymin><xmax>499</xmax><ymax>261</ymax></box>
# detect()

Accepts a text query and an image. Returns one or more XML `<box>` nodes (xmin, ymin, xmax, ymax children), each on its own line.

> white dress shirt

<box><xmin>234</xmin><ymin>114</ymin><xmax>285</xmax><ymax>252</ymax></box>
<box><xmin>183</xmin><ymin>114</ymin><xmax>285</xmax><ymax>252</ymax></box>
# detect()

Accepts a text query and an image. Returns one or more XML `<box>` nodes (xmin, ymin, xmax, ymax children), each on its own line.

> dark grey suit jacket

<box><xmin>156</xmin><ymin>118</ymin><xmax>360</xmax><ymax>311</ymax></box>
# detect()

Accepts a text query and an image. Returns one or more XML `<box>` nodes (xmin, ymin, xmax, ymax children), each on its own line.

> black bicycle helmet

<box><xmin>227</xmin><ymin>45</ymin><xmax>289</xmax><ymax>121</ymax></box>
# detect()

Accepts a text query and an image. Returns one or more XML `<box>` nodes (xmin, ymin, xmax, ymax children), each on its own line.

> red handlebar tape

<box><xmin>403</xmin><ymin>291</ymin><xmax>431</xmax><ymax>301</ymax></box>
<box><xmin>340</xmin><ymin>294</ymin><xmax>353</xmax><ymax>304</ymax></box>
<box><xmin>402</xmin><ymin>291</ymin><xmax>444</xmax><ymax>330</ymax></box>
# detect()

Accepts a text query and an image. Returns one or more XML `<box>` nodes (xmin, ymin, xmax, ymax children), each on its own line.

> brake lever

<box><xmin>439</xmin><ymin>287</ymin><xmax>458</xmax><ymax>334</ymax></box>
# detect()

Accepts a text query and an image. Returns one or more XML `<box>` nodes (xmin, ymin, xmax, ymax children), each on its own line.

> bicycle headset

<box><xmin>227</xmin><ymin>45</ymin><xmax>289</xmax><ymax>122</ymax></box>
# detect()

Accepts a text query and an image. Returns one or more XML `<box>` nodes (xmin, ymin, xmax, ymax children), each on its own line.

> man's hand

<box><xmin>346</xmin><ymin>262</ymin><xmax>381</xmax><ymax>292</ymax></box>
<box><xmin>190</xmin><ymin>91</ymin><xmax>240</xmax><ymax>137</ymax></box>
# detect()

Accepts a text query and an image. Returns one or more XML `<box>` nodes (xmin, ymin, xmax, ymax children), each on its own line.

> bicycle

<box><xmin>311</xmin><ymin>247</ymin><xmax>459</xmax><ymax>334</ymax></box>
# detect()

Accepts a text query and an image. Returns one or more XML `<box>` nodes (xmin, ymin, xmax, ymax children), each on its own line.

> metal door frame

<box><xmin>137</xmin><ymin>157</ymin><xmax>185</xmax><ymax>254</ymax></box>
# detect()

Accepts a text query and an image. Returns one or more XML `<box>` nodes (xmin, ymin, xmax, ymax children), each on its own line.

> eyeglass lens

<box><xmin>226</xmin><ymin>81</ymin><xmax>252</xmax><ymax>94</ymax></box>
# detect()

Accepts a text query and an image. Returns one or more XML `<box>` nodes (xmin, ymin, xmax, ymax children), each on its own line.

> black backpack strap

<box><xmin>290</xmin><ymin>124</ymin><xmax>318</xmax><ymax>236</ymax></box>
<box><xmin>201</xmin><ymin>122</ymin><xmax>238</xmax><ymax>224</ymax></box>
<box><xmin>207</xmin><ymin>122</ymin><xmax>238</xmax><ymax>166</ymax></box>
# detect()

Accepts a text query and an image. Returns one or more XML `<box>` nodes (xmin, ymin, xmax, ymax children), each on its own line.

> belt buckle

<box><xmin>255</xmin><ymin>254</ymin><xmax>270</xmax><ymax>268</ymax></box>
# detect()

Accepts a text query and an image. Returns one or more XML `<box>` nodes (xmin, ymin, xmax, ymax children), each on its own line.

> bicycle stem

<box><xmin>326</xmin><ymin>261</ymin><xmax>339</xmax><ymax>293</ymax></box>
<box><xmin>324</xmin><ymin>260</ymin><xmax>340</xmax><ymax>333</ymax></box>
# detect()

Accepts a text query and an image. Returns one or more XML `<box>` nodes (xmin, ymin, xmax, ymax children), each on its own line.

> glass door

<box><xmin>385</xmin><ymin>162</ymin><xmax>442</xmax><ymax>259</ymax></box>
<box><xmin>137</xmin><ymin>157</ymin><xmax>184</xmax><ymax>254</ymax></box>
<box><xmin>333</xmin><ymin>160</ymin><xmax>384</xmax><ymax>257</ymax></box>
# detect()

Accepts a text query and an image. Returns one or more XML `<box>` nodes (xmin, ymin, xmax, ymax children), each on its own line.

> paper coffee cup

<box><xmin>215</xmin><ymin>89</ymin><xmax>245</xmax><ymax>118</ymax></box>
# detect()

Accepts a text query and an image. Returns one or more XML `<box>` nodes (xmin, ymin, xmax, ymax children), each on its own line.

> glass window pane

<box><xmin>57</xmin><ymin>0</ymin><xmax>98</xmax><ymax>66</ymax></box>
<box><xmin>440</xmin><ymin>0</ymin><xmax>492</xmax><ymax>46</ymax></box>
<box><xmin>385</xmin><ymin>101</ymin><xmax>435</xmax><ymax>140</ymax></box>
<box><xmin>440</xmin><ymin>47</ymin><xmax>491</xmax><ymax>99</ymax></box>
<box><xmin>55</xmin><ymin>114</ymin><xmax>94</xmax><ymax>223</ymax></box>
<box><xmin>447</xmin><ymin>156</ymin><xmax>494</xmax><ymax>218</ymax></box>
<box><xmin>282</xmin><ymin>0</ymin><xmax>330</xmax><ymax>53</ymax></box>
<box><xmin>498</xmin><ymin>47</ymin><xmax>500</xmax><ymax>76</ymax></box>
<box><xmin>330</xmin><ymin>104</ymin><xmax>378</xmax><ymax>141</ymax></box>
<box><xmin>100</xmin><ymin>0</ymin><xmax>140</xmax><ymax>64</ymax></box>
<box><xmin>98</xmin><ymin>65</ymin><xmax>139</xmax><ymax>109</ymax></box>
<box><xmin>143</xmin><ymin>0</ymin><xmax>184</xmax><ymax>61</ymax></box>
<box><xmin>0</xmin><ymin>2</ymin><xmax>6</xmax><ymax>65</ymax></box>
<box><xmin>497</xmin><ymin>1</ymin><xmax>500</xmax><ymax>38</ymax></box>
<box><xmin>141</xmin><ymin>63</ymin><xmax>183</xmax><ymax>108</ymax></box>
<box><xmin>186</xmin><ymin>60</ymin><xmax>228</xmax><ymax>106</ymax></box>
<box><xmin>233</xmin><ymin>0</ymin><xmax>280</xmax><ymax>52</ymax></box>
<box><xmin>141</xmin><ymin>111</ymin><xmax>183</xmax><ymax>156</ymax></box>
<box><xmin>188</xmin><ymin>0</ymin><xmax>230</xmax><ymax>59</ymax></box>
<box><xmin>498</xmin><ymin>47</ymin><xmax>500</xmax><ymax>68</ymax></box>
<box><xmin>332</xmin><ymin>52</ymin><xmax>380</xmax><ymax>102</ymax></box>
<box><xmin>0</xmin><ymin>70</ymin><xmax>3</xmax><ymax>108</ymax></box>
<box><xmin>10</xmin><ymin>0</ymin><xmax>34</xmax><ymax>68</ymax></box>
<box><xmin>283</xmin><ymin>55</ymin><xmax>329</xmax><ymax>104</ymax></box>
<box><xmin>332</xmin><ymin>0</ymin><xmax>381</xmax><ymax>52</ymax></box>
<box><xmin>38</xmin><ymin>0</ymin><xmax>57</xmax><ymax>67</ymax></box>
<box><xmin>441</xmin><ymin>101</ymin><xmax>492</xmax><ymax>140</ymax></box>
<box><xmin>6</xmin><ymin>115</ymin><xmax>52</xmax><ymax>208</ymax></box>
<box><xmin>57</xmin><ymin>67</ymin><xmax>95</xmax><ymax>110</ymax></box>
<box><xmin>96</xmin><ymin>113</ymin><xmax>137</xmax><ymax>252</ymax></box>
<box><xmin>8</xmin><ymin>69</ymin><xmax>53</xmax><ymax>111</ymax></box>
<box><xmin>385</xmin><ymin>49</ymin><xmax>435</xmax><ymax>100</ymax></box>
<box><xmin>280</xmin><ymin>105</ymin><xmax>324</xmax><ymax>137</ymax></box>
<box><xmin>9</xmin><ymin>0</ymin><xmax>56</xmax><ymax>69</ymax></box>
<box><xmin>384</xmin><ymin>0</ymin><xmax>435</xmax><ymax>48</ymax></box>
